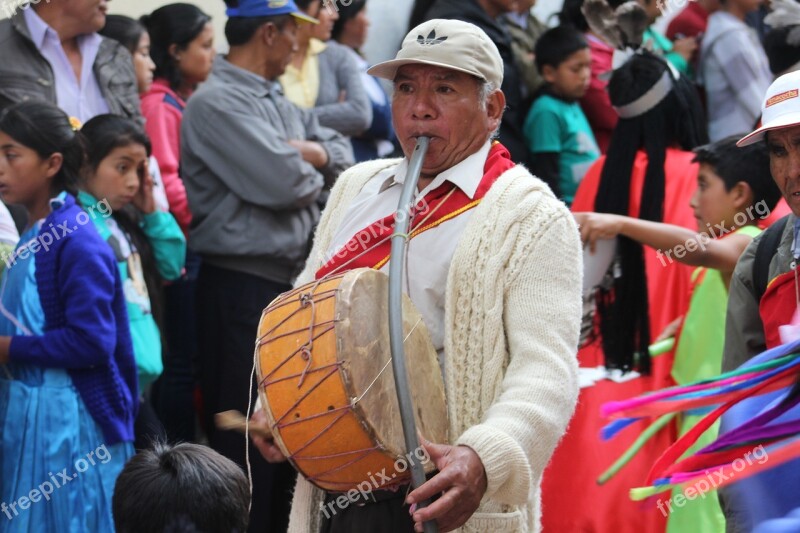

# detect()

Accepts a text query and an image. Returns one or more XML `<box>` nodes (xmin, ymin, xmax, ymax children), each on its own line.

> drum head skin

<box><xmin>338</xmin><ymin>269</ymin><xmax>448</xmax><ymax>458</ymax></box>
<box><xmin>256</xmin><ymin>268</ymin><xmax>447</xmax><ymax>492</ymax></box>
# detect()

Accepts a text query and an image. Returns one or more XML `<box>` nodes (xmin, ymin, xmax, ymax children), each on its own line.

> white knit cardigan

<box><xmin>287</xmin><ymin>158</ymin><xmax>582</xmax><ymax>532</ymax></box>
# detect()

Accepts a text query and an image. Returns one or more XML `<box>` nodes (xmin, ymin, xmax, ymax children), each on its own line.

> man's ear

<box><xmin>261</xmin><ymin>21</ymin><xmax>277</xmax><ymax>46</ymax></box>
<box><xmin>486</xmin><ymin>89</ymin><xmax>506</xmax><ymax>133</ymax></box>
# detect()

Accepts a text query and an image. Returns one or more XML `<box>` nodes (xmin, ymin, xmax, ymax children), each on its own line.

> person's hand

<box><xmin>287</xmin><ymin>139</ymin><xmax>329</xmax><ymax>169</ymax></box>
<box><xmin>655</xmin><ymin>316</ymin><xmax>683</xmax><ymax>342</ymax></box>
<box><xmin>406</xmin><ymin>439</ymin><xmax>488</xmax><ymax>532</ymax></box>
<box><xmin>573</xmin><ymin>212</ymin><xmax>624</xmax><ymax>253</ymax></box>
<box><xmin>132</xmin><ymin>163</ymin><xmax>156</xmax><ymax>214</ymax></box>
<box><xmin>672</xmin><ymin>36</ymin><xmax>698</xmax><ymax>62</ymax></box>
<box><xmin>250</xmin><ymin>408</ymin><xmax>287</xmax><ymax>463</ymax></box>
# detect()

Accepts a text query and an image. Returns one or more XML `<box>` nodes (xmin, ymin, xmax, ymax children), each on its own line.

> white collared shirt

<box><xmin>326</xmin><ymin>141</ymin><xmax>492</xmax><ymax>359</ymax></box>
<box><xmin>24</xmin><ymin>8</ymin><xmax>109</xmax><ymax>122</ymax></box>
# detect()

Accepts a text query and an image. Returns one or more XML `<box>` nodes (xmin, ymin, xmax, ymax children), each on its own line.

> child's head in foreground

<box><xmin>113</xmin><ymin>442</ymin><xmax>250</xmax><ymax>533</ymax></box>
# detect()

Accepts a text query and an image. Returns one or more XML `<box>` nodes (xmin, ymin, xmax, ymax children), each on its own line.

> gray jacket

<box><xmin>722</xmin><ymin>215</ymin><xmax>796</xmax><ymax>372</ymax></box>
<box><xmin>314</xmin><ymin>40</ymin><xmax>372</xmax><ymax>137</ymax></box>
<box><xmin>720</xmin><ymin>214</ymin><xmax>796</xmax><ymax>533</ymax></box>
<box><xmin>181</xmin><ymin>58</ymin><xmax>354</xmax><ymax>284</ymax></box>
<box><xmin>0</xmin><ymin>11</ymin><xmax>142</xmax><ymax>122</ymax></box>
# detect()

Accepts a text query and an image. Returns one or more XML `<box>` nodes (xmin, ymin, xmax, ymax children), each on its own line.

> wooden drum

<box><xmin>255</xmin><ymin>268</ymin><xmax>448</xmax><ymax>492</ymax></box>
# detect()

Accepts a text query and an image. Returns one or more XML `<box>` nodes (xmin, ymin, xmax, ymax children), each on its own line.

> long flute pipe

<box><xmin>388</xmin><ymin>136</ymin><xmax>437</xmax><ymax>533</ymax></box>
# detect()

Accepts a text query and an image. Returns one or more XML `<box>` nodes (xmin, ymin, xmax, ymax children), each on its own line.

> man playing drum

<box><xmin>254</xmin><ymin>18</ymin><xmax>582</xmax><ymax>533</ymax></box>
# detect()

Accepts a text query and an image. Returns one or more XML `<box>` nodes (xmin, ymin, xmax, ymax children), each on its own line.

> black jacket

<box><xmin>423</xmin><ymin>0</ymin><xmax>528</xmax><ymax>164</ymax></box>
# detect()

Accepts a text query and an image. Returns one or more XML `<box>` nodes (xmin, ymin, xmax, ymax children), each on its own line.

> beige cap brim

<box><xmin>737</xmin><ymin>112</ymin><xmax>800</xmax><ymax>146</ymax></box>
<box><xmin>367</xmin><ymin>58</ymin><xmax>487</xmax><ymax>84</ymax></box>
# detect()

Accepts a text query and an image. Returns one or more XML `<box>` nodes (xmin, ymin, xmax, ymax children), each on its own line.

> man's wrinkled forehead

<box><xmin>766</xmin><ymin>125</ymin><xmax>800</xmax><ymax>146</ymax></box>
<box><xmin>393</xmin><ymin>64</ymin><xmax>481</xmax><ymax>85</ymax></box>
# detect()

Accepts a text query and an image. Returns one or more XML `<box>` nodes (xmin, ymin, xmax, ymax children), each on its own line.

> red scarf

<box><xmin>759</xmin><ymin>267</ymin><xmax>798</xmax><ymax>349</ymax></box>
<box><xmin>315</xmin><ymin>142</ymin><xmax>514</xmax><ymax>280</ymax></box>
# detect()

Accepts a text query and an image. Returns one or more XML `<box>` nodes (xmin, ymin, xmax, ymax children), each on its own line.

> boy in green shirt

<box><xmin>524</xmin><ymin>26</ymin><xmax>600</xmax><ymax>205</ymax></box>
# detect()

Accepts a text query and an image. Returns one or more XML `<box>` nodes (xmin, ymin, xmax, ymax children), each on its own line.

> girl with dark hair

<box><xmin>77</xmin><ymin>114</ymin><xmax>185</xmax><ymax>449</ymax></box>
<box><xmin>541</xmin><ymin>2</ymin><xmax>710</xmax><ymax>529</ymax></box>
<box><xmin>331</xmin><ymin>0</ymin><xmax>396</xmax><ymax>162</ymax></box>
<box><xmin>140</xmin><ymin>3</ymin><xmax>213</xmax><ymax>445</ymax></box>
<box><xmin>140</xmin><ymin>3</ymin><xmax>214</xmax><ymax>234</ymax></box>
<box><xmin>0</xmin><ymin>101</ymin><xmax>138</xmax><ymax>531</ymax></box>
<box><xmin>99</xmin><ymin>14</ymin><xmax>170</xmax><ymax>214</ymax></box>
<box><xmin>100</xmin><ymin>15</ymin><xmax>156</xmax><ymax>95</ymax></box>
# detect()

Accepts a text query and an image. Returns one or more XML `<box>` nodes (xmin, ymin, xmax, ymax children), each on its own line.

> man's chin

<box><xmin>784</xmin><ymin>193</ymin><xmax>800</xmax><ymax>218</ymax></box>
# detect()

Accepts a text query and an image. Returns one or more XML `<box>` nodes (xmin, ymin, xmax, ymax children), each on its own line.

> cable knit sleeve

<box><xmin>455</xmin><ymin>205</ymin><xmax>582</xmax><ymax>506</ymax></box>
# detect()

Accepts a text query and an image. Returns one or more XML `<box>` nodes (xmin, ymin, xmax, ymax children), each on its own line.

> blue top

<box><xmin>0</xmin><ymin>223</ymin><xmax>44</xmax><ymax>337</ymax></box>
<box><xmin>8</xmin><ymin>193</ymin><xmax>138</xmax><ymax>444</ymax></box>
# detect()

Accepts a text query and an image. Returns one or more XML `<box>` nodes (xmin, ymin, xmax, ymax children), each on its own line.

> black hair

<box><xmin>78</xmin><ymin>115</ymin><xmax>164</xmax><ymax>338</ymax></box>
<box><xmin>558</xmin><ymin>0</ymin><xmax>590</xmax><ymax>32</ymax></box>
<box><xmin>693</xmin><ymin>135</ymin><xmax>782</xmax><ymax>212</ymax></box>
<box><xmin>295</xmin><ymin>0</ymin><xmax>318</xmax><ymax>10</ymax></box>
<box><xmin>332</xmin><ymin>0</ymin><xmax>367</xmax><ymax>42</ymax></box>
<box><xmin>535</xmin><ymin>26</ymin><xmax>588</xmax><ymax>73</ymax></box>
<box><xmin>99</xmin><ymin>15</ymin><xmax>146</xmax><ymax>55</ymax></box>
<box><xmin>224</xmin><ymin>2</ymin><xmax>293</xmax><ymax>48</ymax></box>
<box><xmin>140</xmin><ymin>3</ymin><xmax>211</xmax><ymax>91</ymax></box>
<box><xmin>764</xmin><ymin>26</ymin><xmax>800</xmax><ymax>76</ymax></box>
<box><xmin>80</xmin><ymin>115</ymin><xmax>151</xmax><ymax>171</ymax></box>
<box><xmin>593</xmin><ymin>52</ymin><xmax>708</xmax><ymax>374</ymax></box>
<box><xmin>0</xmin><ymin>101</ymin><xmax>83</xmax><ymax>198</ymax></box>
<box><xmin>113</xmin><ymin>442</ymin><xmax>250</xmax><ymax>533</ymax></box>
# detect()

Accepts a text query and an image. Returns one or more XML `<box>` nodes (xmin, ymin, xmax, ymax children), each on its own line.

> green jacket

<box><xmin>78</xmin><ymin>191</ymin><xmax>186</xmax><ymax>392</ymax></box>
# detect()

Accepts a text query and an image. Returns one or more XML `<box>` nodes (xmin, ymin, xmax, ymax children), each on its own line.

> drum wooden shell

<box><xmin>255</xmin><ymin>268</ymin><xmax>448</xmax><ymax>492</ymax></box>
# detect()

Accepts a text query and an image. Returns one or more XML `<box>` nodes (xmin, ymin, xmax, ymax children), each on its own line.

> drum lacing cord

<box><xmin>245</xmin><ymin>281</ymin><xmax>340</xmax><ymax>511</ymax></box>
<box><xmin>298</xmin><ymin>291</ymin><xmax>316</xmax><ymax>388</ymax></box>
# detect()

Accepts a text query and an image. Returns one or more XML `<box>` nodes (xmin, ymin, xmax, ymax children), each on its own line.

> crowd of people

<box><xmin>1</xmin><ymin>0</ymin><xmax>800</xmax><ymax>531</ymax></box>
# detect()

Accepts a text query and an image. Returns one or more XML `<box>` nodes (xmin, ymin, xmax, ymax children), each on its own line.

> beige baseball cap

<box><xmin>367</xmin><ymin>19</ymin><xmax>504</xmax><ymax>88</ymax></box>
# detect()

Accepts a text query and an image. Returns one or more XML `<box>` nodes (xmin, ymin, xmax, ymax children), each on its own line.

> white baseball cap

<box><xmin>367</xmin><ymin>19</ymin><xmax>504</xmax><ymax>88</ymax></box>
<box><xmin>738</xmin><ymin>70</ymin><xmax>800</xmax><ymax>146</ymax></box>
